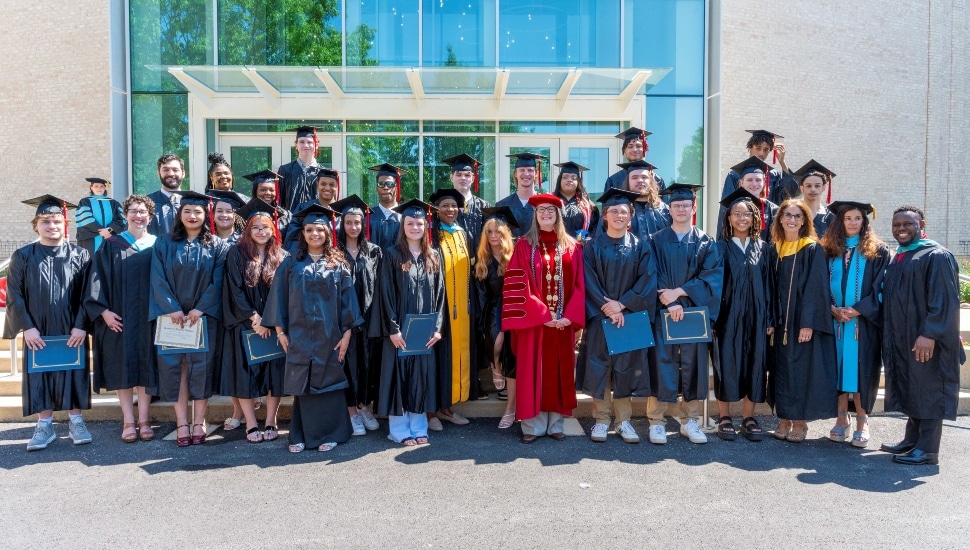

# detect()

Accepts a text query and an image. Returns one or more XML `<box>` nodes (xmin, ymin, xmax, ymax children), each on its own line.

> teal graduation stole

<box><xmin>830</xmin><ymin>235</ymin><xmax>866</xmax><ymax>392</ymax></box>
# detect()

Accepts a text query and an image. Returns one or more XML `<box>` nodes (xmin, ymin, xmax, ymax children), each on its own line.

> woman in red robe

<box><xmin>501</xmin><ymin>194</ymin><xmax>585</xmax><ymax>443</ymax></box>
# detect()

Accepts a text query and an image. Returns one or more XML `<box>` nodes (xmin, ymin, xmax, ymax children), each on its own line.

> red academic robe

<box><xmin>502</xmin><ymin>234</ymin><xmax>585</xmax><ymax>420</ymax></box>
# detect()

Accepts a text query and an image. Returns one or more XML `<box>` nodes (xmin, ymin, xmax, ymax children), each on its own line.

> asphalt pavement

<box><xmin>2</xmin><ymin>414</ymin><xmax>969</xmax><ymax>549</ymax></box>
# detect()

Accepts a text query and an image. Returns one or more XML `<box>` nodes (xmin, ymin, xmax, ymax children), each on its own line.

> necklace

<box><xmin>440</xmin><ymin>230</ymin><xmax>469</xmax><ymax>319</ymax></box>
<box><xmin>308</xmin><ymin>252</ymin><xmax>324</xmax><ymax>262</ymax></box>
<box><xmin>531</xmin><ymin>240</ymin><xmax>563</xmax><ymax>318</ymax></box>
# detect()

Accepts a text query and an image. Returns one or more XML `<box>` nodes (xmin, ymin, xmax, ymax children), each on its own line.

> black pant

<box><xmin>901</xmin><ymin>417</ymin><xmax>943</xmax><ymax>453</ymax></box>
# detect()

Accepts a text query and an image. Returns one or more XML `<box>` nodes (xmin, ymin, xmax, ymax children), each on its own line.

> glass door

<box><xmin>558</xmin><ymin>138</ymin><xmax>618</xmax><ymax>200</ymax></box>
<box><xmin>497</xmin><ymin>138</ymin><xmax>558</xmax><ymax>201</ymax></box>
<box><xmin>220</xmin><ymin>135</ymin><xmax>345</xmax><ymax>194</ymax></box>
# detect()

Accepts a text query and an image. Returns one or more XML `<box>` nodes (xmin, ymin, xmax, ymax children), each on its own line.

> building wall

<box><xmin>719</xmin><ymin>0</ymin><xmax>970</xmax><ymax>253</ymax></box>
<box><xmin>0</xmin><ymin>1</ymin><xmax>111</xmax><ymax>253</ymax></box>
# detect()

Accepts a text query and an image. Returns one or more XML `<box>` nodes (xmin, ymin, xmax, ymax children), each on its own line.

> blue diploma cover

<box><xmin>242</xmin><ymin>329</ymin><xmax>285</xmax><ymax>364</ymax></box>
<box><xmin>660</xmin><ymin>306</ymin><xmax>712</xmax><ymax>344</ymax></box>
<box><xmin>397</xmin><ymin>313</ymin><xmax>437</xmax><ymax>357</ymax></box>
<box><xmin>26</xmin><ymin>336</ymin><xmax>85</xmax><ymax>373</ymax></box>
<box><xmin>601</xmin><ymin>310</ymin><xmax>655</xmax><ymax>355</ymax></box>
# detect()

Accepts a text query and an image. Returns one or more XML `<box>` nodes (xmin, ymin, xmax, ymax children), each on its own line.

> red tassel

<box><xmin>536</xmin><ymin>160</ymin><xmax>543</xmax><ymax>193</ymax></box>
<box><xmin>336</xmin><ymin>172</ymin><xmax>341</xmax><ymax>201</ymax></box>
<box><xmin>62</xmin><ymin>202</ymin><xmax>69</xmax><ymax>239</ymax></box>
<box><xmin>640</xmin><ymin>131</ymin><xmax>648</xmax><ymax>157</ymax></box>
<box><xmin>365</xmin><ymin>210</ymin><xmax>371</xmax><ymax>241</ymax></box>
<box><xmin>274</xmin><ymin>174</ymin><xmax>280</xmax><ymax>208</ymax></box>
<box><xmin>764</xmin><ymin>168</ymin><xmax>770</xmax><ymax>198</ymax></box>
<box><xmin>396</xmin><ymin>169</ymin><xmax>402</xmax><ymax>202</ymax></box>
<box><xmin>273</xmin><ymin>210</ymin><xmax>281</xmax><ymax>244</ymax></box>
<box><xmin>331</xmin><ymin>218</ymin><xmax>337</xmax><ymax>237</ymax></box>
<box><xmin>773</xmin><ymin>149</ymin><xmax>778</xmax><ymax>164</ymax></box>
<box><xmin>312</xmin><ymin>128</ymin><xmax>319</xmax><ymax>158</ymax></box>
<box><xmin>426</xmin><ymin>208</ymin><xmax>433</xmax><ymax>243</ymax></box>
<box><xmin>473</xmin><ymin>161</ymin><xmax>480</xmax><ymax>193</ymax></box>
<box><xmin>208</xmin><ymin>198</ymin><xmax>215</xmax><ymax>234</ymax></box>
<box><xmin>827</xmin><ymin>175</ymin><xmax>833</xmax><ymax>203</ymax></box>
<box><xmin>760</xmin><ymin>199</ymin><xmax>766</xmax><ymax>231</ymax></box>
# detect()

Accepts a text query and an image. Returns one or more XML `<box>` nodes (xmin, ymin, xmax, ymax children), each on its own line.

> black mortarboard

<box><xmin>172</xmin><ymin>190</ymin><xmax>212</xmax><ymax>207</ymax></box>
<box><xmin>506</xmin><ymin>152</ymin><xmax>546</xmax><ymax>169</ymax></box>
<box><xmin>293</xmin><ymin>203</ymin><xmax>337</xmax><ymax>226</ymax></box>
<box><xmin>745</xmin><ymin>129</ymin><xmax>784</xmax><ymax>140</ymax></box>
<box><xmin>828</xmin><ymin>200</ymin><xmax>876</xmax><ymax>220</ymax></box>
<box><xmin>243</xmin><ymin>170</ymin><xmax>279</xmax><ymax>185</ymax></box>
<box><xmin>316</xmin><ymin>167</ymin><xmax>340</xmax><ymax>180</ymax></box>
<box><xmin>793</xmin><ymin>159</ymin><xmax>836</xmax><ymax>203</ymax></box>
<box><xmin>85</xmin><ymin>177</ymin><xmax>110</xmax><ymax>185</ymax></box>
<box><xmin>369</xmin><ymin>163</ymin><xmax>407</xmax><ymax>201</ymax></box>
<box><xmin>290</xmin><ymin>125</ymin><xmax>317</xmax><ymax>138</ymax></box>
<box><xmin>481</xmin><ymin>206</ymin><xmax>520</xmax><ymax>230</ymax></box>
<box><xmin>555</xmin><ymin>161</ymin><xmax>589</xmax><ymax>176</ymax></box>
<box><xmin>730</xmin><ymin>156</ymin><xmax>771</xmax><ymax>177</ymax></box>
<box><xmin>428</xmin><ymin>188</ymin><xmax>466</xmax><ymax>209</ymax></box>
<box><xmin>23</xmin><ymin>194</ymin><xmax>77</xmax><ymax>216</ymax></box>
<box><xmin>616</xmin><ymin>160</ymin><xmax>658</xmax><ymax>171</ymax></box>
<box><xmin>719</xmin><ymin>187</ymin><xmax>762</xmax><ymax>209</ymax></box>
<box><xmin>441</xmin><ymin>153</ymin><xmax>481</xmax><ymax>192</ymax></box>
<box><xmin>330</xmin><ymin>194</ymin><xmax>369</xmax><ymax>217</ymax></box>
<box><xmin>393</xmin><ymin>198</ymin><xmax>437</xmax><ymax>219</ymax></box>
<box><xmin>658</xmin><ymin>183</ymin><xmax>703</xmax><ymax>202</ymax></box>
<box><xmin>615</xmin><ymin>127</ymin><xmax>653</xmax><ymax>140</ymax></box>
<box><xmin>207</xmin><ymin>190</ymin><xmax>245</xmax><ymax>210</ymax></box>
<box><xmin>236</xmin><ymin>197</ymin><xmax>276</xmax><ymax>221</ymax></box>
<box><xmin>597</xmin><ymin>188</ymin><xmax>641</xmax><ymax>207</ymax></box>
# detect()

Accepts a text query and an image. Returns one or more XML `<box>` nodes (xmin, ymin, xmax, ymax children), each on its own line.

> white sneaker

<box><xmin>617</xmin><ymin>421</ymin><xmax>640</xmax><ymax>444</ymax></box>
<box><xmin>358</xmin><ymin>406</ymin><xmax>380</xmax><ymax>431</ymax></box>
<box><xmin>590</xmin><ymin>423</ymin><xmax>609</xmax><ymax>442</ymax></box>
<box><xmin>350</xmin><ymin>414</ymin><xmax>366</xmax><ymax>436</ymax></box>
<box><xmin>680</xmin><ymin>418</ymin><xmax>708</xmax><ymax>444</ymax></box>
<box><xmin>648</xmin><ymin>424</ymin><xmax>667</xmax><ymax>445</ymax></box>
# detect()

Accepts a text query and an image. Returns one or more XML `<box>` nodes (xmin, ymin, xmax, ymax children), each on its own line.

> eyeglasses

<box><xmin>535</xmin><ymin>206</ymin><xmax>558</xmax><ymax>213</ymax></box>
<box><xmin>730</xmin><ymin>212</ymin><xmax>754</xmax><ymax>219</ymax></box>
<box><xmin>376</xmin><ymin>181</ymin><xmax>396</xmax><ymax>188</ymax></box>
<box><xmin>669</xmin><ymin>203</ymin><xmax>693</xmax><ymax>210</ymax></box>
<box><xmin>126</xmin><ymin>209</ymin><xmax>150</xmax><ymax>216</ymax></box>
<box><xmin>250</xmin><ymin>226</ymin><xmax>272</xmax><ymax>233</ymax></box>
<box><xmin>782</xmin><ymin>213</ymin><xmax>804</xmax><ymax>220</ymax></box>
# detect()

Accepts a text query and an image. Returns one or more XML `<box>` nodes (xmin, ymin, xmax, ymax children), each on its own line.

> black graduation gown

<box><xmin>3</xmin><ymin>243</ymin><xmax>91</xmax><ymax>416</ymax></box>
<box><xmin>84</xmin><ymin>234</ymin><xmax>157</xmax><ymax>394</ymax></box>
<box><xmin>831</xmin><ymin>245</ymin><xmax>890</xmax><ymax>413</ymax></box>
<box><xmin>220</xmin><ymin>246</ymin><xmax>288</xmax><ymax>399</ymax></box>
<box><xmin>283</xmin><ymin>199</ymin><xmax>330</xmax><ymax>253</ymax></box>
<box><xmin>603</xmin><ymin>169</ymin><xmax>667</xmax><ymax>196</ymax></box>
<box><xmin>367</xmin><ymin>205</ymin><xmax>402</xmax><ymax>251</ymax></box>
<box><xmin>649</xmin><ymin>227</ymin><xmax>724</xmax><ymax>402</ymax></box>
<box><xmin>812</xmin><ymin>206</ymin><xmax>835</xmax><ymax>238</ymax></box>
<box><xmin>261</xmin><ymin>255</ymin><xmax>363</xmax><ymax>395</ymax></box>
<box><xmin>629</xmin><ymin>201</ymin><xmax>671</xmax><ymax>243</ymax></box>
<box><xmin>457</xmin><ymin>194</ymin><xmax>490</xmax><ymax>257</ymax></box>
<box><xmin>276</xmin><ymin>160</ymin><xmax>321</xmax><ymax>213</ymax></box>
<box><xmin>341</xmin><ymin>243</ymin><xmax>383</xmax><ymax>407</ymax></box>
<box><xmin>146</xmin><ymin>189</ymin><xmax>178</xmax><ymax>237</ymax></box>
<box><xmin>75</xmin><ymin>196</ymin><xmax>126</xmax><ymax>256</ymax></box>
<box><xmin>576</xmin><ymin>232</ymin><xmax>657</xmax><ymax>400</ymax></box>
<box><xmin>149</xmin><ymin>235</ymin><xmax>229</xmax><ymax>402</ymax></box>
<box><xmin>721</xmin><ymin>168</ymin><xmax>800</xmax><ymax>206</ymax></box>
<box><xmin>371</xmin><ymin>246</ymin><xmax>445</xmax><ymax>416</ymax></box>
<box><xmin>715</xmin><ymin>199</ymin><xmax>778</xmax><ymax>243</ymax></box>
<box><xmin>474</xmin><ymin>257</ymin><xmax>516</xmax><ymax>378</ymax></box>
<box><xmin>494</xmin><ymin>194</ymin><xmax>534</xmax><ymax>238</ymax></box>
<box><xmin>559</xmin><ymin>194</ymin><xmax>600</xmax><ymax>242</ymax></box>
<box><xmin>882</xmin><ymin>243</ymin><xmax>964</xmax><ymax>420</ymax></box>
<box><xmin>767</xmin><ymin>241</ymin><xmax>838</xmax><ymax>420</ymax></box>
<box><xmin>713</xmin><ymin>238</ymin><xmax>775</xmax><ymax>403</ymax></box>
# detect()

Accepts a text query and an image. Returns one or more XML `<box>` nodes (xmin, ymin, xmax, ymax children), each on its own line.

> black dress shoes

<box><xmin>879</xmin><ymin>441</ymin><xmax>916</xmax><ymax>455</ymax></box>
<box><xmin>521</xmin><ymin>434</ymin><xmax>540</xmax><ymax>444</ymax></box>
<box><xmin>892</xmin><ymin>449</ymin><xmax>939</xmax><ymax>465</ymax></box>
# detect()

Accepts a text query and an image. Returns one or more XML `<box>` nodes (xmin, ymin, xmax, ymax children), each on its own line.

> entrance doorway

<box><xmin>498</xmin><ymin>137</ymin><xmax>617</xmax><ymax>200</ymax></box>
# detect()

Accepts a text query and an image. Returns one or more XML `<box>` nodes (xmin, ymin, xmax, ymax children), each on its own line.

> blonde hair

<box><xmin>624</xmin><ymin>173</ymin><xmax>662</xmax><ymax>208</ymax></box>
<box><xmin>475</xmin><ymin>218</ymin><xmax>514</xmax><ymax>279</ymax></box>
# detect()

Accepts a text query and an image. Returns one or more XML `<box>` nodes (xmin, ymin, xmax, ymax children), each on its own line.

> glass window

<box><xmin>347</xmin><ymin>120</ymin><xmax>419</xmax><ymax>133</ymax></box>
<box><xmin>346</xmin><ymin>136</ymin><xmax>420</xmax><ymax>204</ymax></box>
<box><xmin>644</xmin><ymin>95</ymin><xmax>703</xmax><ymax>187</ymax></box>
<box><xmin>218</xmin><ymin>0</ymin><xmax>343</xmax><ymax>65</ymax></box>
<box><xmin>130</xmin><ymin>0</ymin><xmax>213</xmax><ymax>92</ymax></box>
<box><xmin>499</xmin><ymin>0</ymin><xmax>620</xmax><ymax>67</ymax></box>
<box><xmin>346</xmin><ymin>0</ymin><xmax>419</xmax><ymax>66</ymax></box>
<box><xmin>423</xmin><ymin>121</ymin><xmax>495</xmax><ymax>133</ymax></box>
<box><xmin>507</xmin><ymin>146</ymin><xmax>551</xmax><ymax>194</ymax></box>
<box><xmin>422</xmin><ymin>0</ymin><xmax>496</xmax><ymax>67</ymax></box>
<box><xmin>219</xmin><ymin>120</ymin><xmax>343</xmax><ymax>133</ymax></box>
<box><xmin>625</xmin><ymin>0</ymin><xmax>705</xmax><ymax>96</ymax></box>
<box><xmin>563</xmin><ymin>147</ymin><xmax>610</xmax><ymax>201</ymax></box>
<box><xmin>131</xmin><ymin>93</ymin><xmax>190</xmax><ymax>195</ymax></box>
<box><xmin>499</xmin><ymin>121</ymin><xmax>621</xmax><ymax>135</ymax></box>
<box><xmin>423</xmin><ymin>136</ymin><xmax>496</xmax><ymax>201</ymax></box>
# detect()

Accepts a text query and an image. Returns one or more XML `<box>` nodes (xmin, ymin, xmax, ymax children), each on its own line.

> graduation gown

<box><xmin>84</xmin><ymin>233</ymin><xmax>157</xmax><ymax>394</ymax></box>
<box><xmin>576</xmin><ymin>232</ymin><xmax>656</xmax><ymax>400</ymax></box>
<box><xmin>649</xmin><ymin>227</ymin><xmax>724</xmax><ymax>402</ymax></box>
<box><xmin>501</xmin><ymin>234</ymin><xmax>585</xmax><ymax>420</ymax></box>
<box><xmin>262</xmin><ymin>254</ymin><xmax>362</xmax><ymax>395</ymax></box>
<box><xmin>829</xmin><ymin>244</ymin><xmax>890</xmax><ymax>412</ymax></box>
<box><xmin>342</xmin><ymin>243</ymin><xmax>383</xmax><ymax>407</ymax></box>
<box><xmin>882</xmin><ymin>242</ymin><xmax>964</xmax><ymax>420</ymax></box>
<box><xmin>371</xmin><ymin>246</ymin><xmax>445</xmax><ymax>416</ymax></box>
<box><xmin>630</xmin><ymin>201</ymin><xmax>671</xmax><ymax>242</ymax></box>
<box><xmin>474</xmin><ymin>257</ymin><xmax>516</xmax><ymax>378</ymax></box>
<box><xmin>4</xmin><ymin>243</ymin><xmax>91</xmax><ymax>416</ymax></box>
<box><xmin>276</xmin><ymin>160</ymin><xmax>321</xmax><ymax>213</ymax></box>
<box><xmin>721</xmin><ymin>168</ymin><xmax>800</xmax><ymax>206</ymax></box>
<box><xmin>146</xmin><ymin>189</ymin><xmax>178</xmax><ymax>237</ymax></box>
<box><xmin>434</xmin><ymin>227</ymin><xmax>477</xmax><ymax>405</ymax></box>
<box><xmin>812</xmin><ymin>206</ymin><xmax>835</xmax><ymax>238</ymax></box>
<box><xmin>715</xmin><ymin>200</ymin><xmax>778</xmax><ymax>243</ymax></box>
<box><xmin>457</xmin><ymin>194</ymin><xmax>491</xmax><ymax>257</ymax></box>
<box><xmin>767</xmin><ymin>240</ymin><xmax>838</xmax><ymax>420</ymax></box>
<box><xmin>494</xmin><ymin>194</ymin><xmax>534</xmax><ymax>238</ymax></box>
<box><xmin>75</xmin><ymin>195</ymin><xmax>125</xmax><ymax>255</ymax></box>
<box><xmin>220</xmin><ymin>246</ymin><xmax>288</xmax><ymax>399</ymax></box>
<box><xmin>559</xmin><ymin>194</ymin><xmax>600</xmax><ymax>242</ymax></box>
<box><xmin>713</xmin><ymin>238</ymin><xmax>775</xmax><ymax>403</ymax></box>
<box><xmin>149</xmin><ymin>235</ymin><xmax>229</xmax><ymax>402</ymax></box>
<box><xmin>368</xmin><ymin>205</ymin><xmax>402</xmax><ymax>251</ymax></box>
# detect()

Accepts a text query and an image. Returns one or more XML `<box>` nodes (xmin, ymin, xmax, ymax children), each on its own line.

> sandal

<box><xmin>254</xmin><ymin>397</ymin><xmax>264</xmax><ymax>410</ymax></box>
<box><xmin>491</xmin><ymin>365</ymin><xmax>506</xmax><ymax>391</ymax></box>
<box><xmin>851</xmin><ymin>415</ymin><xmax>870</xmax><ymax>448</ymax></box>
<box><xmin>246</xmin><ymin>427</ymin><xmax>263</xmax><ymax>443</ymax></box>
<box><xmin>773</xmin><ymin>419</ymin><xmax>792</xmax><ymax>440</ymax></box>
<box><xmin>121</xmin><ymin>422</ymin><xmax>138</xmax><ymax>443</ymax></box>
<box><xmin>787</xmin><ymin>421</ymin><xmax>808</xmax><ymax>443</ymax></box>
<box><xmin>262</xmin><ymin>425</ymin><xmax>279</xmax><ymax>441</ymax></box>
<box><xmin>498</xmin><ymin>413</ymin><xmax>515</xmax><ymax>429</ymax></box>
<box><xmin>829</xmin><ymin>411</ymin><xmax>850</xmax><ymax>442</ymax></box>
<box><xmin>191</xmin><ymin>423</ymin><xmax>207</xmax><ymax>445</ymax></box>
<box><xmin>223</xmin><ymin>417</ymin><xmax>242</xmax><ymax>431</ymax></box>
<box><xmin>138</xmin><ymin>421</ymin><xmax>155</xmax><ymax>442</ymax></box>
<box><xmin>716</xmin><ymin>416</ymin><xmax>737</xmax><ymax>441</ymax></box>
<box><xmin>415</xmin><ymin>436</ymin><xmax>430</xmax><ymax>445</ymax></box>
<box><xmin>176</xmin><ymin>424</ymin><xmax>192</xmax><ymax>448</ymax></box>
<box><xmin>317</xmin><ymin>442</ymin><xmax>338</xmax><ymax>452</ymax></box>
<box><xmin>739</xmin><ymin>417</ymin><xmax>764</xmax><ymax>442</ymax></box>
<box><xmin>288</xmin><ymin>442</ymin><xmax>305</xmax><ymax>453</ymax></box>
<box><xmin>400</xmin><ymin>437</ymin><xmax>417</xmax><ymax>447</ymax></box>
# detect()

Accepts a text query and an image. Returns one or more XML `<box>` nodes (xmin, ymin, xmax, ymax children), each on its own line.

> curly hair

<box><xmin>205</xmin><ymin>152</ymin><xmax>233</xmax><ymax>192</ymax></box>
<box><xmin>123</xmin><ymin>194</ymin><xmax>155</xmax><ymax>217</ymax></box>
<box><xmin>475</xmin><ymin>218</ymin><xmax>514</xmax><ymax>279</ymax></box>
<box><xmin>171</xmin><ymin>203</ymin><xmax>215</xmax><ymax>246</ymax></box>
<box><xmin>798</xmin><ymin>169</ymin><xmax>831</xmax><ymax>186</ymax></box>
<box><xmin>295</xmin><ymin>222</ymin><xmax>347</xmax><ymax>268</ymax></box>
<box><xmin>771</xmin><ymin>199</ymin><xmax>817</xmax><ymax>242</ymax></box>
<box><xmin>721</xmin><ymin>199</ymin><xmax>762</xmax><ymax>241</ymax></box>
<box><xmin>820</xmin><ymin>207</ymin><xmax>886</xmax><ymax>261</ymax></box>
<box><xmin>237</xmin><ymin>213</ymin><xmax>286</xmax><ymax>287</ymax></box>
<box><xmin>157</xmin><ymin>153</ymin><xmax>184</xmax><ymax>170</ymax></box>
<box><xmin>893</xmin><ymin>205</ymin><xmax>925</xmax><ymax>220</ymax></box>
<box><xmin>745</xmin><ymin>133</ymin><xmax>774</xmax><ymax>150</ymax></box>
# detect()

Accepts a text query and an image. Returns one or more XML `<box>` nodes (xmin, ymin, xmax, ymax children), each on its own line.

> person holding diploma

<box><xmin>647</xmin><ymin>184</ymin><xmax>723</xmax><ymax>445</ymax></box>
<box><xmin>5</xmin><ymin>195</ymin><xmax>92</xmax><ymax>451</ymax></box>
<box><xmin>84</xmin><ymin>194</ymin><xmax>158</xmax><ymax>443</ymax></box>
<box><xmin>150</xmin><ymin>191</ymin><xmax>230</xmax><ymax>447</ymax></box>
<box><xmin>576</xmin><ymin>188</ymin><xmax>657</xmax><ymax>444</ymax></box>
<box><xmin>262</xmin><ymin>204</ymin><xmax>362</xmax><ymax>453</ymax></box>
<box><xmin>371</xmin><ymin>199</ymin><xmax>445</xmax><ymax>446</ymax></box>
<box><xmin>501</xmin><ymin>194</ymin><xmax>585</xmax><ymax>444</ymax></box>
<box><xmin>221</xmin><ymin>199</ymin><xmax>289</xmax><ymax>443</ymax></box>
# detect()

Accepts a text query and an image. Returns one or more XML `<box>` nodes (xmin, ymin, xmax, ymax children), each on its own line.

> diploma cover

<box><xmin>601</xmin><ymin>310</ymin><xmax>655</xmax><ymax>355</ymax></box>
<box><xmin>661</xmin><ymin>306</ymin><xmax>712</xmax><ymax>344</ymax></box>
<box><xmin>242</xmin><ymin>329</ymin><xmax>285</xmax><ymax>365</ymax></box>
<box><xmin>156</xmin><ymin>317</ymin><xmax>209</xmax><ymax>354</ymax></box>
<box><xmin>26</xmin><ymin>336</ymin><xmax>85</xmax><ymax>373</ymax></box>
<box><xmin>397</xmin><ymin>313</ymin><xmax>437</xmax><ymax>357</ymax></box>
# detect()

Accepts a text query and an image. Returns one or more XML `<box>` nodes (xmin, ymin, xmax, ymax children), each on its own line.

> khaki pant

<box><xmin>646</xmin><ymin>397</ymin><xmax>700</xmax><ymax>426</ymax></box>
<box><xmin>521</xmin><ymin>412</ymin><xmax>565</xmax><ymax>436</ymax></box>
<box><xmin>591</xmin><ymin>371</ymin><xmax>632</xmax><ymax>426</ymax></box>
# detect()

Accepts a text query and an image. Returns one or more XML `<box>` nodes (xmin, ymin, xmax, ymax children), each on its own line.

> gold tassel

<box><xmin>783</xmin><ymin>330</ymin><xmax>788</xmax><ymax>346</ymax></box>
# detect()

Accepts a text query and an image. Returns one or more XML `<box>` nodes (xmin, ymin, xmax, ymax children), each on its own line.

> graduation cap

<box><xmin>730</xmin><ymin>156</ymin><xmax>771</xmax><ymax>199</ymax></box>
<box><xmin>441</xmin><ymin>153</ymin><xmax>481</xmax><ymax>193</ymax></box>
<box><xmin>616</xmin><ymin>159</ymin><xmax>658</xmax><ymax>172</ymax></box>
<box><xmin>554</xmin><ymin>161</ymin><xmax>588</xmax><ymax>177</ymax></box>
<box><xmin>428</xmin><ymin>188</ymin><xmax>466</xmax><ymax>209</ymax></box>
<box><xmin>236</xmin><ymin>198</ymin><xmax>282</xmax><ymax>243</ymax></box>
<box><xmin>207</xmin><ymin>190</ymin><xmax>245</xmax><ymax>210</ymax></box>
<box><xmin>527</xmin><ymin>193</ymin><xmax>564</xmax><ymax>209</ymax></box>
<box><xmin>316</xmin><ymin>167</ymin><xmax>341</xmax><ymax>201</ymax></box>
<box><xmin>745</xmin><ymin>129</ymin><xmax>783</xmax><ymax>163</ymax></box>
<box><xmin>793</xmin><ymin>159</ymin><xmax>837</xmax><ymax>203</ymax></box>
<box><xmin>393</xmin><ymin>199</ymin><xmax>438</xmax><ymax>242</ymax></box>
<box><xmin>481</xmin><ymin>206</ymin><xmax>520</xmax><ymax>230</ymax></box>
<box><xmin>293</xmin><ymin>203</ymin><xmax>337</xmax><ymax>227</ymax></box>
<box><xmin>331</xmin><ymin>194</ymin><xmax>371</xmax><ymax>240</ymax></box>
<box><xmin>173</xmin><ymin>190</ymin><xmax>216</xmax><ymax>233</ymax></box>
<box><xmin>242</xmin><ymin>169</ymin><xmax>281</xmax><ymax>203</ymax></box>
<box><xmin>369</xmin><ymin>163</ymin><xmax>408</xmax><ymax>202</ymax></box>
<box><xmin>507</xmin><ymin>152</ymin><xmax>547</xmax><ymax>192</ymax></box>
<box><xmin>659</xmin><ymin>183</ymin><xmax>703</xmax><ymax>224</ymax></box>
<box><xmin>597</xmin><ymin>188</ymin><xmax>641</xmax><ymax>207</ymax></box>
<box><xmin>23</xmin><ymin>194</ymin><xmax>77</xmax><ymax>238</ymax></box>
<box><xmin>615</xmin><ymin>127</ymin><xmax>652</xmax><ymax>154</ymax></box>
<box><xmin>828</xmin><ymin>200</ymin><xmax>876</xmax><ymax>220</ymax></box>
<box><xmin>720</xmin><ymin>187</ymin><xmax>767</xmax><ymax>230</ymax></box>
<box><xmin>85</xmin><ymin>177</ymin><xmax>110</xmax><ymax>186</ymax></box>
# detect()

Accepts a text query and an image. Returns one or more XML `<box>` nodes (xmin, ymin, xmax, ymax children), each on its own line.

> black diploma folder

<box><xmin>26</xmin><ymin>336</ymin><xmax>85</xmax><ymax>373</ymax></box>
<box><xmin>397</xmin><ymin>313</ymin><xmax>437</xmax><ymax>357</ymax></box>
<box><xmin>242</xmin><ymin>329</ymin><xmax>285</xmax><ymax>364</ymax></box>
<box><xmin>601</xmin><ymin>310</ymin><xmax>655</xmax><ymax>355</ymax></box>
<box><xmin>157</xmin><ymin>317</ymin><xmax>209</xmax><ymax>355</ymax></box>
<box><xmin>661</xmin><ymin>306</ymin><xmax>712</xmax><ymax>344</ymax></box>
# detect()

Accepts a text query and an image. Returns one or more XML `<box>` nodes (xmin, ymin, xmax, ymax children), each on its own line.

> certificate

<box><xmin>155</xmin><ymin>315</ymin><xmax>206</xmax><ymax>349</ymax></box>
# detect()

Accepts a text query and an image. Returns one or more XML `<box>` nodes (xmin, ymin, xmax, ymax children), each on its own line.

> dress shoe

<box><xmin>548</xmin><ymin>432</ymin><xmax>566</xmax><ymax>441</ymax></box>
<box><xmin>879</xmin><ymin>441</ymin><xmax>916</xmax><ymax>455</ymax></box>
<box><xmin>892</xmin><ymin>449</ymin><xmax>938</xmax><ymax>465</ymax></box>
<box><xmin>521</xmin><ymin>434</ymin><xmax>540</xmax><ymax>444</ymax></box>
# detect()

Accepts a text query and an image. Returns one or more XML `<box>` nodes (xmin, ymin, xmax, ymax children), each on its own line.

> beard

<box><xmin>161</xmin><ymin>176</ymin><xmax>183</xmax><ymax>190</ymax></box>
